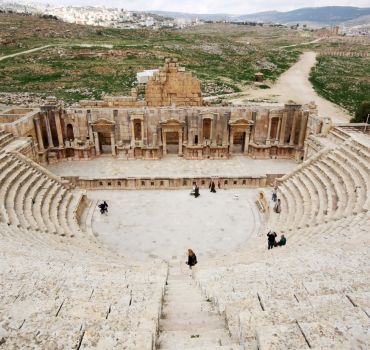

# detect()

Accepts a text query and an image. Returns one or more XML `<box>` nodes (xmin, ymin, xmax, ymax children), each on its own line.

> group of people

<box><xmin>98</xmin><ymin>200</ymin><xmax>109</xmax><ymax>214</ymax></box>
<box><xmin>190</xmin><ymin>180</ymin><xmax>221</xmax><ymax>198</ymax></box>
<box><xmin>267</xmin><ymin>230</ymin><xmax>286</xmax><ymax>250</ymax></box>
<box><xmin>272</xmin><ymin>187</ymin><xmax>281</xmax><ymax>213</ymax></box>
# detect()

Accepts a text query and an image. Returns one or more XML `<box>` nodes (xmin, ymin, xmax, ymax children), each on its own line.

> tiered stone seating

<box><xmin>0</xmin><ymin>223</ymin><xmax>167</xmax><ymax>349</ymax></box>
<box><xmin>195</xmin><ymin>211</ymin><xmax>370</xmax><ymax>349</ymax></box>
<box><xmin>0</xmin><ymin>130</ymin><xmax>14</xmax><ymax>148</ymax></box>
<box><xmin>0</xmin><ymin>151</ymin><xmax>82</xmax><ymax>237</ymax></box>
<box><xmin>194</xmin><ymin>135</ymin><xmax>370</xmax><ymax>350</ymax></box>
<box><xmin>269</xmin><ymin>138</ymin><xmax>370</xmax><ymax>233</ymax></box>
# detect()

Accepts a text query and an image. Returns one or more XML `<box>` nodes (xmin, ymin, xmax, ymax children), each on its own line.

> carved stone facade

<box><xmin>5</xmin><ymin>103</ymin><xmax>315</xmax><ymax>164</ymax></box>
<box><xmin>0</xmin><ymin>66</ymin><xmax>320</xmax><ymax>164</ymax></box>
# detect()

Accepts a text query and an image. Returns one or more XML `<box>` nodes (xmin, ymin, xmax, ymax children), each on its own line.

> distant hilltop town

<box><xmin>0</xmin><ymin>1</ymin><xmax>369</xmax><ymax>35</ymax></box>
<box><xmin>0</xmin><ymin>2</ymin><xmax>202</xmax><ymax>29</ymax></box>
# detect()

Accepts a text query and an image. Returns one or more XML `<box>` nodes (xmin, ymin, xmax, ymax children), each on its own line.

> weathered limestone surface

<box><xmin>194</xmin><ymin>131</ymin><xmax>370</xmax><ymax>350</ymax></box>
<box><xmin>145</xmin><ymin>58</ymin><xmax>202</xmax><ymax>107</ymax></box>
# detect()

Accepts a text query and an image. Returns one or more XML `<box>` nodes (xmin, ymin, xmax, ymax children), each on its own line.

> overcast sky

<box><xmin>42</xmin><ymin>1</ymin><xmax>370</xmax><ymax>14</ymax></box>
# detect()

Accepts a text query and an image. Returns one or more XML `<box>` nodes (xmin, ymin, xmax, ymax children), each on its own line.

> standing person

<box><xmin>267</xmin><ymin>231</ymin><xmax>277</xmax><ymax>250</ymax></box>
<box><xmin>103</xmin><ymin>201</ymin><xmax>108</xmax><ymax>213</ymax></box>
<box><xmin>274</xmin><ymin>199</ymin><xmax>281</xmax><ymax>213</ymax></box>
<box><xmin>186</xmin><ymin>249</ymin><xmax>197</xmax><ymax>269</ymax></box>
<box><xmin>210</xmin><ymin>181</ymin><xmax>216</xmax><ymax>193</ymax></box>
<box><xmin>272</xmin><ymin>187</ymin><xmax>277</xmax><ymax>202</ymax></box>
<box><xmin>194</xmin><ymin>184</ymin><xmax>200</xmax><ymax>198</ymax></box>
<box><xmin>217</xmin><ymin>180</ymin><xmax>221</xmax><ymax>190</ymax></box>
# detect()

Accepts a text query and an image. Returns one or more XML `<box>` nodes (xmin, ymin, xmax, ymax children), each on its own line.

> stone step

<box><xmin>160</xmin><ymin>316</ymin><xmax>226</xmax><ymax>332</ymax></box>
<box><xmin>158</xmin><ymin>329</ymin><xmax>233</xmax><ymax>349</ymax></box>
<box><xmin>178</xmin><ymin>346</ymin><xmax>240</xmax><ymax>350</ymax></box>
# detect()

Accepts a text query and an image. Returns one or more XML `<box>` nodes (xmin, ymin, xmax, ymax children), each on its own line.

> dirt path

<box><xmin>0</xmin><ymin>45</ymin><xmax>53</xmax><ymax>61</ymax></box>
<box><xmin>278</xmin><ymin>38</ymin><xmax>322</xmax><ymax>49</ymax></box>
<box><xmin>226</xmin><ymin>51</ymin><xmax>351</xmax><ymax>123</ymax></box>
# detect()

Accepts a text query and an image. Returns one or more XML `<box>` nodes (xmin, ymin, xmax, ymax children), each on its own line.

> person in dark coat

<box><xmin>210</xmin><ymin>181</ymin><xmax>216</xmax><ymax>193</ymax></box>
<box><xmin>278</xmin><ymin>235</ymin><xmax>287</xmax><ymax>246</ymax></box>
<box><xmin>186</xmin><ymin>249</ymin><xmax>197</xmax><ymax>269</ymax></box>
<box><xmin>274</xmin><ymin>199</ymin><xmax>281</xmax><ymax>213</ymax></box>
<box><xmin>267</xmin><ymin>231</ymin><xmax>277</xmax><ymax>250</ymax></box>
<box><xmin>272</xmin><ymin>187</ymin><xmax>277</xmax><ymax>202</ymax></box>
<box><xmin>194</xmin><ymin>184</ymin><xmax>200</xmax><ymax>198</ymax></box>
<box><xmin>98</xmin><ymin>201</ymin><xmax>108</xmax><ymax>214</ymax></box>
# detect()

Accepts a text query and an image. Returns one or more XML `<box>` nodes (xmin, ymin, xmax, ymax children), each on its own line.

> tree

<box><xmin>351</xmin><ymin>101</ymin><xmax>370</xmax><ymax>123</ymax></box>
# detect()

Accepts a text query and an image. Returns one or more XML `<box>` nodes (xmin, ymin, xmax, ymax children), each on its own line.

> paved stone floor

<box><xmin>89</xmin><ymin>189</ymin><xmax>263</xmax><ymax>261</ymax></box>
<box><xmin>48</xmin><ymin>156</ymin><xmax>297</xmax><ymax>178</ymax></box>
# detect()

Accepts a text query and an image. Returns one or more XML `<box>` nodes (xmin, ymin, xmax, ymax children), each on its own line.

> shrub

<box><xmin>351</xmin><ymin>101</ymin><xmax>370</xmax><ymax>123</ymax></box>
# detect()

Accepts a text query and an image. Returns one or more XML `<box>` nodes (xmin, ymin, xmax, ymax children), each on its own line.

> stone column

<box><xmin>279</xmin><ymin>112</ymin><xmax>288</xmax><ymax>145</ymax></box>
<box><xmin>266</xmin><ymin>117</ymin><xmax>272</xmax><ymax>145</ymax></box>
<box><xmin>290</xmin><ymin>113</ymin><xmax>298</xmax><ymax>146</ymax></box>
<box><xmin>276</xmin><ymin>117</ymin><xmax>281</xmax><ymax>144</ymax></box>
<box><xmin>188</xmin><ymin>130</ymin><xmax>193</xmax><ymax>146</ymax></box>
<box><xmin>222</xmin><ymin>120</ymin><xmax>228</xmax><ymax>146</ymax></box>
<box><xmin>141</xmin><ymin>119</ymin><xmax>144</xmax><ymax>143</ymax></box>
<box><xmin>209</xmin><ymin>119</ymin><xmax>213</xmax><ymax>144</ymax></box>
<box><xmin>34</xmin><ymin>116</ymin><xmax>44</xmax><ymax>151</ymax></box>
<box><xmin>131</xmin><ymin>120</ymin><xmax>135</xmax><ymax>142</ymax></box>
<box><xmin>111</xmin><ymin>131</ymin><xmax>116</xmax><ymax>156</ymax></box>
<box><xmin>93</xmin><ymin>132</ymin><xmax>100</xmax><ymax>155</ymax></box>
<box><xmin>44</xmin><ymin>113</ymin><xmax>54</xmax><ymax>148</ymax></box>
<box><xmin>153</xmin><ymin>132</ymin><xmax>157</xmax><ymax>147</ymax></box>
<box><xmin>162</xmin><ymin>130</ymin><xmax>167</xmax><ymax>155</ymax></box>
<box><xmin>178</xmin><ymin>130</ymin><xmax>183</xmax><ymax>156</ymax></box>
<box><xmin>55</xmin><ymin>111</ymin><xmax>64</xmax><ymax>147</ymax></box>
<box><xmin>244</xmin><ymin>128</ymin><xmax>251</xmax><ymax>154</ymax></box>
<box><xmin>229</xmin><ymin>129</ymin><xmax>234</xmax><ymax>153</ymax></box>
<box><xmin>298</xmin><ymin>112</ymin><xmax>309</xmax><ymax>148</ymax></box>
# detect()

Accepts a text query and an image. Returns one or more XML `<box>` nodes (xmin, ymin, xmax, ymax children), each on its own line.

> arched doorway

<box><xmin>66</xmin><ymin>124</ymin><xmax>74</xmax><ymax>141</ymax></box>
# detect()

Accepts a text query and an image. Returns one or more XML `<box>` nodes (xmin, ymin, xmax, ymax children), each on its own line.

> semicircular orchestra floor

<box><xmin>89</xmin><ymin>189</ymin><xmax>263</xmax><ymax>261</ymax></box>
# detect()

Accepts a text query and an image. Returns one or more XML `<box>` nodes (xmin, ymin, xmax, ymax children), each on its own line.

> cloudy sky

<box><xmin>43</xmin><ymin>1</ymin><xmax>370</xmax><ymax>14</ymax></box>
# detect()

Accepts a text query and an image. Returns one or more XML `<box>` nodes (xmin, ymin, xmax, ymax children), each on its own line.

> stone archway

<box><xmin>160</xmin><ymin>118</ymin><xmax>184</xmax><ymax>156</ymax></box>
<box><xmin>90</xmin><ymin>118</ymin><xmax>116</xmax><ymax>156</ymax></box>
<box><xmin>228</xmin><ymin>119</ymin><xmax>254</xmax><ymax>155</ymax></box>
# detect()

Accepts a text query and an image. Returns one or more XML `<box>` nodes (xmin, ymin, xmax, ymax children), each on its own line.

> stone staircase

<box><xmin>157</xmin><ymin>261</ymin><xmax>239</xmax><ymax>350</ymax></box>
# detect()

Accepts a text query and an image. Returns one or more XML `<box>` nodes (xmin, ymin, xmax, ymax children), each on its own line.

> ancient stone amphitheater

<box><xmin>0</xmin><ymin>61</ymin><xmax>369</xmax><ymax>349</ymax></box>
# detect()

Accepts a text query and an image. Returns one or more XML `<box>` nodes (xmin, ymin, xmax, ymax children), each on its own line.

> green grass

<box><xmin>0</xmin><ymin>14</ymin><xmax>305</xmax><ymax>103</ymax></box>
<box><xmin>309</xmin><ymin>55</ymin><xmax>370</xmax><ymax>115</ymax></box>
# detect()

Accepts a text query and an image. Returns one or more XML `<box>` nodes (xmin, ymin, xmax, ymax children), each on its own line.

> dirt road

<box><xmin>0</xmin><ymin>45</ymin><xmax>52</xmax><ymax>61</ymax></box>
<box><xmin>227</xmin><ymin>51</ymin><xmax>351</xmax><ymax>123</ymax></box>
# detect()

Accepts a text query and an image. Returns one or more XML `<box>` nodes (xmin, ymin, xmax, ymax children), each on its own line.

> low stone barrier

<box><xmin>62</xmin><ymin>174</ymin><xmax>284</xmax><ymax>190</ymax></box>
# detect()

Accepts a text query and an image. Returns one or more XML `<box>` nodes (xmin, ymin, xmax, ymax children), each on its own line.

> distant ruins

<box><xmin>0</xmin><ymin>59</ymin><xmax>326</xmax><ymax>165</ymax></box>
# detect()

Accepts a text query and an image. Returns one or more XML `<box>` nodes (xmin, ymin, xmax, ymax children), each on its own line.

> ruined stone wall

<box><xmin>145</xmin><ymin>58</ymin><xmax>202</xmax><ymax>107</ymax></box>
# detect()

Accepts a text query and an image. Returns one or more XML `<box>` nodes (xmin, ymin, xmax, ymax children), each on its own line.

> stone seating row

<box><xmin>0</xmin><ymin>222</ymin><xmax>167</xmax><ymax>350</ymax></box>
<box><xmin>195</xmin><ymin>211</ymin><xmax>370</xmax><ymax>350</ymax></box>
<box><xmin>270</xmin><ymin>140</ymin><xmax>370</xmax><ymax>233</ymax></box>
<box><xmin>0</xmin><ymin>131</ymin><xmax>14</xmax><ymax>148</ymax></box>
<box><xmin>0</xmin><ymin>151</ymin><xmax>81</xmax><ymax>237</ymax></box>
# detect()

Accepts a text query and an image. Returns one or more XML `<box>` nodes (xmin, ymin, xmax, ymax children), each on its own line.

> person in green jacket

<box><xmin>278</xmin><ymin>235</ymin><xmax>287</xmax><ymax>246</ymax></box>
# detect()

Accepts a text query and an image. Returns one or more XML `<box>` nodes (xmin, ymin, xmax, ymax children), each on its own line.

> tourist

<box><xmin>194</xmin><ymin>184</ymin><xmax>200</xmax><ymax>198</ymax></box>
<box><xmin>267</xmin><ymin>230</ymin><xmax>277</xmax><ymax>250</ymax></box>
<box><xmin>217</xmin><ymin>180</ymin><xmax>221</xmax><ymax>189</ymax></box>
<box><xmin>274</xmin><ymin>199</ymin><xmax>281</xmax><ymax>213</ymax></box>
<box><xmin>210</xmin><ymin>181</ymin><xmax>216</xmax><ymax>193</ymax></box>
<box><xmin>98</xmin><ymin>201</ymin><xmax>108</xmax><ymax>214</ymax></box>
<box><xmin>186</xmin><ymin>249</ymin><xmax>197</xmax><ymax>269</ymax></box>
<box><xmin>278</xmin><ymin>235</ymin><xmax>287</xmax><ymax>246</ymax></box>
<box><xmin>272</xmin><ymin>187</ymin><xmax>277</xmax><ymax>202</ymax></box>
<box><xmin>190</xmin><ymin>183</ymin><xmax>196</xmax><ymax>196</ymax></box>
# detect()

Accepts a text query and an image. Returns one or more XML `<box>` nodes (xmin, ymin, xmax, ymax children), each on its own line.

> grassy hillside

<box><xmin>0</xmin><ymin>15</ymin><xmax>307</xmax><ymax>103</ymax></box>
